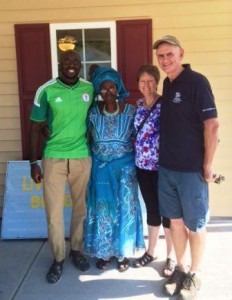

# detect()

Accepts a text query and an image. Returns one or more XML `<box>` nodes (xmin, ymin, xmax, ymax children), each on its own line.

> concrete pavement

<box><xmin>0</xmin><ymin>217</ymin><xmax>232</xmax><ymax>300</ymax></box>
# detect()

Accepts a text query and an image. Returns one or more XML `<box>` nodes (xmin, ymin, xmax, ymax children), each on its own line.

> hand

<box><xmin>30</xmin><ymin>164</ymin><xmax>43</xmax><ymax>183</ymax></box>
<box><xmin>203</xmin><ymin>167</ymin><xmax>215</xmax><ymax>183</ymax></box>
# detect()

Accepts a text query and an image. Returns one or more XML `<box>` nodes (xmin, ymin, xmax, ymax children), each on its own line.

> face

<box><xmin>59</xmin><ymin>51</ymin><xmax>82</xmax><ymax>84</ymax></box>
<box><xmin>100</xmin><ymin>81</ymin><xmax>117</xmax><ymax>103</ymax></box>
<box><xmin>138</xmin><ymin>72</ymin><xmax>158</xmax><ymax>98</ymax></box>
<box><xmin>156</xmin><ymin>43</ymin><xmax>184</xmax><ymax>79</ymax></box>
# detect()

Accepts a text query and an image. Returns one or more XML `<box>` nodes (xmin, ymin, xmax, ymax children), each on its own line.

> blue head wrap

<box><xmin>91</xmin><ymin>67</ymin><xmax>129</xmax><ymax>102</ymax></box>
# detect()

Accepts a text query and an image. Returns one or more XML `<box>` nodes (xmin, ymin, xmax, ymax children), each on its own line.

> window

<box><xmin>50</xmin><ymin>22</ymin><xmax>117</xmax><ymax>80</ymax></box>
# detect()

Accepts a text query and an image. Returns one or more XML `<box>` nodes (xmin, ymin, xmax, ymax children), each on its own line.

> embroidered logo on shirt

<box><xmin>55</xmin><ymin>97</ymin><xmax>63</xmax><ymax>103</ymax></box>
<box><xmin>82</xmin><ymin>93</ymin><xmax>90</xmax><ymax>102</ymax></box>
<box><xmin>172</xmin><ymin>92</ymin><xmax>182</xmax><ymax>104</ymax></box>
<box><xmin>202</xmin><ymin>107</ymin><xmax>216</xmax><ymax>112</ymax></box>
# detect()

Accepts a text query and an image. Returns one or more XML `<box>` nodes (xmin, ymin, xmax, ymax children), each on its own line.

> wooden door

<box><xmin>116</xmin><ymin>19</ymin><xmax>152</xmax><ymax>104</ymax></box>
<box><xmin>15</xmin><ymin>24</ymin><xmax>52</xmax><ymax>160</ymax></box>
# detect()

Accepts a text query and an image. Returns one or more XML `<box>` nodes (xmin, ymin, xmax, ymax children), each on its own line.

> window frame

<box><xmin>49</xmin><ymin>21</ymin><xmax>117</xmax><ymax>79</ymax></box>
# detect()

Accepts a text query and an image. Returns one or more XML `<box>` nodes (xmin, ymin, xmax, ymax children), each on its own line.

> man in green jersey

<box><xmin>29</xmin><ymin>50</ymin><xmax>94</xmax><ymax>284</ymax></box>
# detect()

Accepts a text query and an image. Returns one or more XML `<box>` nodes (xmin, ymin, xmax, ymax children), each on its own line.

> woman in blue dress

<box><xmin>85</xmin><ymin>67</ymin><xmax>145</xmax><ymax>272</ymax></box>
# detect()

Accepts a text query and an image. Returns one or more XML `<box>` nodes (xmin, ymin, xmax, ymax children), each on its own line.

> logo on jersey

<box><xmin>55</xmin><ymin>97</ymin><xmax>63</xmax><ymax>103</ymax></box>
<box><xmin>172</xmin><ymin>92</ymin><xmax>182</xmax><ymax>104</ymax></box>
<box><xmin>82</xmin><ymin>93</ymin><xmax>90</xmax><ymax>102</ymax></box>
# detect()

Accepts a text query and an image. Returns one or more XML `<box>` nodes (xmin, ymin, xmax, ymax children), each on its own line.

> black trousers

<box><xmin>136</xmin><ymin>167</ymin><xmax>170</xmax><ymax>228</ymax></box>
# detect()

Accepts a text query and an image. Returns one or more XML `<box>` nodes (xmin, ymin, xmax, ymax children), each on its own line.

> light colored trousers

<box><xmin>42</xmin><ymin>158</ymin><xmax>92</xmax><ymax>262</ymax></box>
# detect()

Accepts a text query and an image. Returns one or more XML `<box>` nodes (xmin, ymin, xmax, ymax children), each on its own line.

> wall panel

<box><xmin>0</xmin><ymin>0</ymin><xmax>231</xmax><ymax>215</ymax></box>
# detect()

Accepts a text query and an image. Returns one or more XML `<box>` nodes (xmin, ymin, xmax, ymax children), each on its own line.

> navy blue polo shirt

<box><xmin>159</xmin><ymin>64</ymin><xmax>217</xmax><ymax>172</ymax></box>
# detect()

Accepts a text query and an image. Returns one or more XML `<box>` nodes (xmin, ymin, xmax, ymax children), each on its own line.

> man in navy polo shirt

<box><xmin>153</xmin><ymin>36</ymin><xmax>219</xmax><ymax>299</ymax></box>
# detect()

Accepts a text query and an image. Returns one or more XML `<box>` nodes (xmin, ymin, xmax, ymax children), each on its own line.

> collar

<box><xmin>166</xmin><ymin>64</ymin><xmax>191</xmax><ymax>84</ymax></box>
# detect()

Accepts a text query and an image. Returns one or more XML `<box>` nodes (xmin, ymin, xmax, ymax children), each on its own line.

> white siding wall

<box><xmin>0</xmin><ymin>0</ymin><xmax>231</xmax><ymax>215</ymax></box>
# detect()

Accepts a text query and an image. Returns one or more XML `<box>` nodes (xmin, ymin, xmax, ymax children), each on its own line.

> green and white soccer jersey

<box><xmin>30</xmin><ymin>78</ymin><xmax>94</xmax><ymax>159</ymax></box>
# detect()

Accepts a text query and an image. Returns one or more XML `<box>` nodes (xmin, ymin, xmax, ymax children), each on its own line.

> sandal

<box><xmin>96</xmin><ymin>258</ymin><xmax>113</xmax><ymax>270</ymax></box>
<box><xmin>117</xmin><ymin>257</ymin><xmax>130</xmax><ymax>272</ymax></box>
<box><xmin>70</xmin><ymin>250</ymin><xmax>90</xmax><ymax>272</ymax></box>
<box><xmin>163</xmin><ymin>258</ymin><xmax>176</xmax><ymax>277</ymax></box>
<box><xmin>46</xmin><ymin>260</ymin><xmax>63</xmax><ymax>284</ymax></box>
<box><xmin>133</xmin><ymin>252</ymin><xmax>156</xmax><ymax>268</ymax></box>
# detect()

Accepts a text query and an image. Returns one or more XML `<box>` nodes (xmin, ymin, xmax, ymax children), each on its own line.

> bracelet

<box><xmin>30</xmin><ymin>161</ymin><xmax>38</xmax><ymax>165</ymax></box>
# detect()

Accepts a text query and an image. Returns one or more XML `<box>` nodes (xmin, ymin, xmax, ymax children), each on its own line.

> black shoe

<box><xmin>70</xmin><ymin>250</ymin><xmax>90</xmax><ymax>272</ymax></box>
<box><xmin>163</xmin><ymin>267</ymin><xmax>186</xmax><ymax>296</ymax></box>
<box><xmin>133</xmin><ymin>252</ymin><xmax>157</xmax><ymax>268</ymax></box>
<box><xmin>177</xmin><ymin>272</ymin><xmax>201</xmax><ymax>300</ymax></box>
<box><xmin>46</xmin><ymin>260</ymin><xmax>63</xmax><ymax>284</ymax></box>
<box><xmin>96</xmin><ymin>257</ymin><xmax>114</xmax><ymax>270</ymax></box>
<box><xmin>117</xmin><ymin>257</ymin><xmax>130</xmax><ymax>272</ymax></box>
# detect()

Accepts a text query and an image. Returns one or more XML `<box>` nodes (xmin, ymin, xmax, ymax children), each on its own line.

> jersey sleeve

<box><xmin>30</xmin><ymin>88</ymin><xmax>48</xmax><ymax>122</ymax></box>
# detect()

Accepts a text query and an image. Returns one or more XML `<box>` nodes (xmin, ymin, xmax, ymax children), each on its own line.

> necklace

<box><xmin>103</xmin><ymin>102</ymin><xmax>120</xmax><ymax>117</ymax></box>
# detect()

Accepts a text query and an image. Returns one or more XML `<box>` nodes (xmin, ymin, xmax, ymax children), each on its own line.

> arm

<box><xmin>203</xmin><ymin>117</ymin><xmax>219</xmax><ymax>182</ymax></box>
<box><xmin>29</xmin><ymin>121</ymin><xmax>44</xmax><ymax>183</ymax></box>
<box><xmin>40</xmin><ymin>122</ymin><xmax>50</xmax><ymax>138</ymax></box>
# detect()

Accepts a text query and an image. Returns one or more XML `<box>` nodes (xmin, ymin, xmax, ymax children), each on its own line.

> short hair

<box><xmin>137</xmin><ymin>64</ymin><xmax>160</xmax><ymax>84</ymax></box>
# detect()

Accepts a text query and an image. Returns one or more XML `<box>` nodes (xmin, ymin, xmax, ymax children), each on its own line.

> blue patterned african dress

<box><xmin>84</xmin><ymin>104</ymin><xmax>145</xmax><ymax>260</ymax></box>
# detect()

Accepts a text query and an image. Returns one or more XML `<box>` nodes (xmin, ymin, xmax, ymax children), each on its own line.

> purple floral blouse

<box><xmin>134</xmin><ymin>97</ymin><xmax>161</xmax><ymax>171</ymax></box>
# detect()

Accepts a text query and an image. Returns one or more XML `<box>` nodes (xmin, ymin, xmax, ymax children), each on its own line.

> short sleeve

<box><xmin>194</xmin><ymin>74</ymin><xmax>217</xmax><ymax>120</ymax></box>
<box><xmin>30</xmin><ymin>89</ymin><xmax>48</xmax><ymax>122</ymax></box>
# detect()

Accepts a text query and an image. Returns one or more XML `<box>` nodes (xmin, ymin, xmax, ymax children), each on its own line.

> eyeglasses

<box><xmin>100</xmin><ymin>87</ymin><xmax>116</xmax><ymax>94</ymax></box>
<box><xmin>139</xmin><ymin>80</ymin><xmax>156</xmax><ymax>84</ymax></box>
